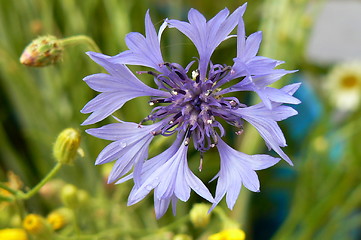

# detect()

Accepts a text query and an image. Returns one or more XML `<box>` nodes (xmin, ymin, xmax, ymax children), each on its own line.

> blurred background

<box><xmin>1</xmin><ymin>0</ymin><xmax>361</xmax><ymax>239</ymax></box>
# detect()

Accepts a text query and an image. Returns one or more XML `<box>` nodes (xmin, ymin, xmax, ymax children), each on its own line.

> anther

<box><xmin>172</xmin><ymin>89</ymin><xmax>186</xmax><ymax>95</ymax></box>
<box><xmin>230</xmin><ymin>100</ymin><xmax>238</xmax><ymax>107</ymax></box>
<box><xmin>192</xmin><ymin>70</ymin><xmax>199</xmax><ymax>80</ymax></box>
<box><xmin>235</xmin><ymin>126</ymin><xmax>244</xmax><ymax>135</ymax></box>
<box><xmin>206</xmin><ymin>119</ymin><xmax>213</xmax><ymax>124</ymax></box>
<box><xmin>198</xmin><ymin>153</ymin><xmax>204</xmax><ymax>172</ymax></box>
<box><xmin>205</xmin><ymin>90</ymin><xmax>212</xmax><ymax>96</ymax></box>
<box><xmin>175</xmin><ymin>71</ymin><xmax>186</xmax><ymax>80</ymax></box>
<box><xmin>151</xmin><ymin>130</ymin><xmax>162</xmax><ymax>136</ymax></box>
<box><xmin>235</xmin><ymin>130</ymin><xmax>243</xmax><ymax>135</ymax></box>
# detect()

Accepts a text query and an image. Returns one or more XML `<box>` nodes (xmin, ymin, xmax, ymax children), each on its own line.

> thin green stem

<box><xmin>0</xmin><ymin>194</ymin><xmax>13</xmax><ymax>202</ymax></box>
<box><xmin>214</xmin><ymin>207</ymin><xmax>239</xmax><ymax>229</ymax></box>
<box><xmin>294</xmin><ymin>173</ymin><xmax>356</xmax><ymax>240</ymax></box>
<box><xmin>313</xmin><ymin>180</ymin><xmax>361</xmax><ymax>240</ymax></box>
<box><xmin>20</xmin><ymin>162</ymin><xmax>63</xmax><ymax>200</ymax></box>
<box><xmin>61</xmin><ymin>35</ymin><xmax>101</xmax><ymax>53</ymax></box>
<box><xmin>159</xmin><ymin>215</ymin><xmax>190</xmax><ymax>232</ymax></box>
<box><xmin>0</xmin><ymin>182</ymin><xmax>18</xmax><ymax>195</ymax></box>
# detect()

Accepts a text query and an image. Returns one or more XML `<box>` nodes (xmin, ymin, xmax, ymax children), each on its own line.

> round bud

<box><xmin>20</xmin><ymin>35</ymin><xmax>63</xmax><ymax>67</ymax></box>
<box><xmin>53</xmin><ymin>128</ymin><xmax>81</xmax><ymax>165</ymax></box>
<box><xmin>189</xmin><ymin>203</ymin><xmax>211</xmax><ymax>228</ymax></box>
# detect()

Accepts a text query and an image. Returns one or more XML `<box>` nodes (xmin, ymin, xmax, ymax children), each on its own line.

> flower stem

<box><xmin>158</xmin><ymin>215</ymin><xmax>189</xmax><ymax>232</ymax></box>
<box><xmin>0</xmin><ymin>182</ymin><xmax>18</xmax><ymax>195</ymax></box>
<box><xmin>0</xmin><ymin>194</ymin><xmax>13</xmax><ymax>202</ymax></box>
<box><xmin>20</xmin><ymin>162</ymin><xmax>63</xmax><ymax>200</ymax></box>
<box><xmin>61</xmin><ymin>35</ymin><xmax>101</xmax><ymax>53</ymax></box>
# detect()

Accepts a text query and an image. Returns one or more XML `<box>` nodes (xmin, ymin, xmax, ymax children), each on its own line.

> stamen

<box><xmin>149</xmin><ymin>99</ymin><xmax>171</xmax><ymax>105</ymax></box>
<box><xmin>230</xmin><ymin>100</ymin><xmax>237</xmax><ymax>107</ymax></box>
<box><xmin>151</xmin><ymin>130</ymin><xmax>162</xmax><ymax>136</ymax></box>
<box><xmin>172</xmin><ymin>89</ymin><xmax>186</xmax><ymax>95</ymax></box>
<box><xmin>192</xmin><ymin>70</ymin><xmax>199</xmax><ymax>80</ymax></box>
<box><xmin>198</xmin><ymin>152</ymin><xmax>204</xmax><ymax>172</ymax></box>
<box><xmin>205</xmin><ymin>90</ymin><xmax>212</xmax><ymax>96</ymax></box>
<box><xmin>235</xmin><ymin>126</ymin><xmax>244</xmax><ymax>135</ymax></box>
<box><xmin>235</xmin><ymin>130</ymin><xmax>243</xmax><ymax>135</ymax></box>
<box><xmin>175</xmin><ymin>71</ymin><xmax>186</xmax><ymax>80</ymax></box>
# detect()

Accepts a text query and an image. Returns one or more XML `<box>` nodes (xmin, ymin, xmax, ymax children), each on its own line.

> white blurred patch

<box><xmin>307</xmin><ymin>0</ymin><xmax>361</xmax><ymax>64</ymax></box>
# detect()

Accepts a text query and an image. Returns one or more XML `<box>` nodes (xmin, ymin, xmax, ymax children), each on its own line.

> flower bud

<box><xmin>39</xmin><ymin>179</ymin><xmax>65</xmax><ymax>201</ymax></box>
<box><xmin>20</xmin><ymin>35</ymin><xmax>63</xmax><ymax>67</ymax></box>
<box><xmin>47</xmin><ymin>208</ymin><xmax>72</xmax><ymax>230</ymax></box>
<box><xmin>77</xmin><ymin>189</ymin><xmax>90</xmax><ymax>206</ymax></box>
<box><xmin>189</xmin><ymin>203</ymin><xmax>211</xmax><ymax>228</ymax></box>
<box><xmin>0</xmin><ymin>228</ymin><xmax>28</xmax><ymax>240</ymax></box>
<box><xmin>60</xmin><ymin>184</ymin><xmax>79</xmax><ymax>209</ymax></box>
<box><xmin>23</xmin><ymin>214</ymin><xmax>53</xmax><ymax>238</ymax></box>
<box><xmin>208</xmin><ymin>229</ymin><xmax>246</xmax><ymax>240</ymax></box>
<box><xmin>53</xmin><ymin>128</ymin><xmax>81</xmax><ymax>165</ymax></box>
<box><xmin>60</xmin><ymin>184</ymin><xmax>91</xmax><ymax>210</ymax></box>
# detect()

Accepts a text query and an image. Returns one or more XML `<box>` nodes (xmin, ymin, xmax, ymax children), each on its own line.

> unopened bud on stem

<box><xmin>53</xmin><ymin>128</ymin><xmax>81</xmax><ymax>165</ymax></box>
<box><xmin>20</xmin><ymin>35</ymin><xmax>63</xmax><ymax>67</ymax></box>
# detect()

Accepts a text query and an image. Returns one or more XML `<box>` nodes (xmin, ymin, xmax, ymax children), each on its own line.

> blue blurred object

<box><xmin>284</xmin><ymin>75</ymin><xmax>323</xmax><ymax>141</ymax></box>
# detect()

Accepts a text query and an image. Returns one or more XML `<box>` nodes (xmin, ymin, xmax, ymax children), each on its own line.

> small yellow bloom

<box><xmin>0</xmin><ymin>228</ymin><xmax>28</xmax><ymax>240</ymax></box>
<box><xmin>208</xmin><ymin>229</ymin><xmax>246</xmax><ymax>240</ymax></box>
<box><xmin>23</xmin><ymin>214</ymin><xmax>51</xmax><ymax>236</ymax></box>
<box><xmin>47</xmin><ymin>208</ymin><xmax>72</xmax><ymax>230</ymax></box>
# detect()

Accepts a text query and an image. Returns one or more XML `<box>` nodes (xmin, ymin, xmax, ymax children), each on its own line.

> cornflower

<box><xmin>82</xmin><ymin>3</ymin><xmax>300</xmax><ymax>218</ymax></box>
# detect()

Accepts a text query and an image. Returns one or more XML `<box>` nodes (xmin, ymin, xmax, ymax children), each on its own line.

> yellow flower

<box><xmin>208</xmin><ymin>229</ymin><xmax>246</xmax><ymax>240</ymax></box>
<box><xmin>0</xmin><ymin>228</ymin><xmax>28</xmax><ymax>240</ymax></box>
<box><xmin>23</xmin><ymin>214</ymin><xmax>52</xmax><ymax>237</ymax></box>
<box><xmin>326</xmin><ymin>61</ymin><xmax>361</xmax><ymax>111</ymax></box>
<box><xmin>47</xmin><ymin>208</ymin><xmax>72</xmax><ymax>230</ymax></box>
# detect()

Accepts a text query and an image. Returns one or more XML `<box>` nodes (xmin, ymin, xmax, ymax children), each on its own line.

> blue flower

<box><xmin>82</xmin><ymin>4</ymin><xmax>300</xmax><ymax>218</ymax></box>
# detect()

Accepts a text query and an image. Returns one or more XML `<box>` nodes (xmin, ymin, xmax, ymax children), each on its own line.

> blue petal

<box><xmin>167</xmin><ymin>4</ymin><xmax>247</xmax><ymax>80</ymax></box>
<box><xmin>236</xmin><ymin>107</ymin><xmax>293</xmax><ymax>165</ymax></box>
<box><xmin>211</xmin><ymin>139</ymin><xmax>280</xmax><ymax>210</ymax></box>
<box><xmin>110</xmin><ymin>10</ymin><xmax>165</xmax><ymax>71</ymax></box>
<box><xmin>82</xmin><ymin>53</ymin><xmax>170</xmax><ymax>125</ymax></box>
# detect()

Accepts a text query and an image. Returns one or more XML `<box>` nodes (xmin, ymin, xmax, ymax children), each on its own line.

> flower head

<box><xmin>208</xmin><ymin>229</ymin><xmax>246</xmax><ymax>240</ymax></box>
<box><xmin>0</xmin><ymin>228</ymin><xmax>28</xmax><ymax>240</ymax></box>
<box><xmin>82</xmin><ymin>4</ymin><xmax>300</xmax><ymax>218</ymax></box>
<box><xmin>326</xmin><ymin>61</ymin><xmax>361</xmax><ymax>111</ymax></box>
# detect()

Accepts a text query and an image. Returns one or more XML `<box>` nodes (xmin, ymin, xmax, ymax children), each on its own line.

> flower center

<box><xmin>140</xmin><ymin>62</ymin><xmax>242</xmax><ymax>151</ymax></box>
<box><xmin>340</xmin><ymin>75</ymin><xmax>359</xmax><ymax>89</ymax></box>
